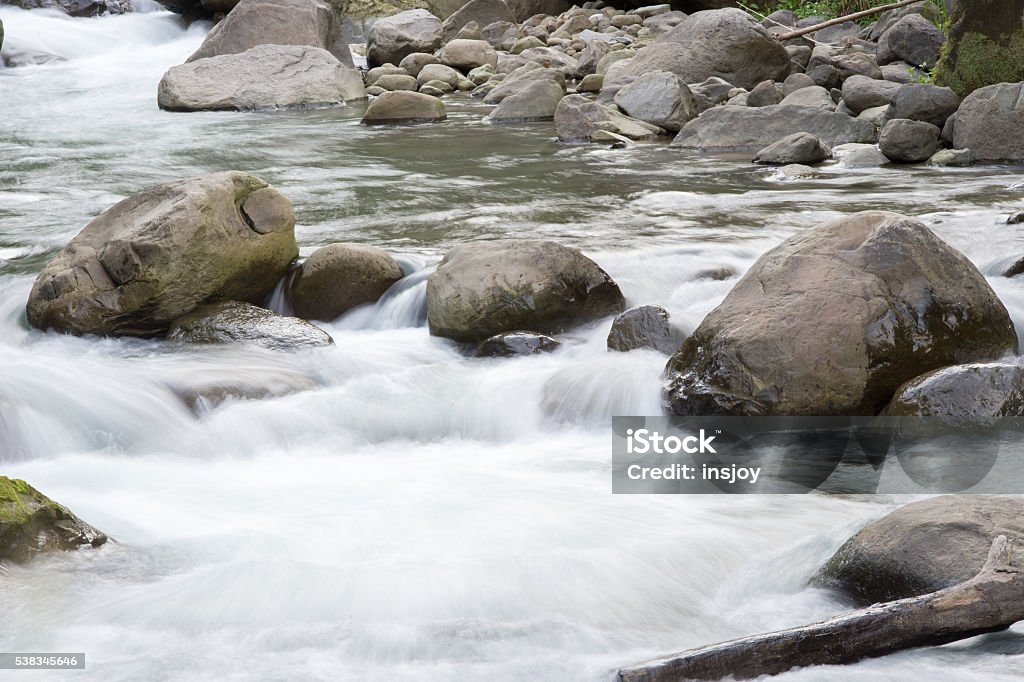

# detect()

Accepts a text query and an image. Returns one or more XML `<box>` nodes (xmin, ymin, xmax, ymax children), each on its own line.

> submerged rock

<box><xmin>186</xmin><ymin>0</ymin><xmax>353</xmax><ymax>67</ymax></box>
<box><xmin>285</xmin><ymin>243</ymin><xmax>403</xmax><ymax>321</ymax></box>
<box><xmin>0</xmin><ymin>477</ymin><xmax>108</xmax><ymax>564</ymax></box>
<box><xmin>27</xmin><ymin>172</ymin><xmax>298</xmax><ymax>338</ymax></box>
<box><xmin>474</xmin><ymin>331</ymin><xmax>561</xmax><ymax>357</ymax></box>
<box><xmin>169</xmin><ymin>301</ymin><xmax>333</xmax><ymax>350</ymax></box>
<box><xmin>665</xmin><ymin>211</ymin><xmax>1019</xmax><ymax>416</ymax></box>
<box><xmin>884</xmin><ymin>363</ymin><xmax>1024</xmax><ymax>424</ymax></box>
<box><xmin>607</xmin><ymin>304</ymin><xmax>682</xmax><ymax>354</ymax></box>
<box><xmin>361</xmin><ymin>90</ymin><xmax>447</xmax><ymax>124</ymax></box>
<box><xmin>816</xmin><ymin>496</ymin><xmax>1024</xmax><ymax>605</ymax></box>
<box><xmin>158</xmin><ymin>45</ymin><xmax>365</xmax><ymax>112</ymax></box>
<box><xmin>427</xmin><ymin>239</ymin><xmax>625</xmax><ymax>343</ymax></box>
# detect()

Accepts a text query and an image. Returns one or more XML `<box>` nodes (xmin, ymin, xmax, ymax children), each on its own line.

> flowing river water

<box><xmin>2</xmin><ymin>6</ymin><xmax>1024</xmax><ymax>681</ymax></box>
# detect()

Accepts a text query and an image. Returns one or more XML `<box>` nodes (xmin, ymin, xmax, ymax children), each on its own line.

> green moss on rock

<box><xmin>0</xmin><ymin>476</ymin><xmax>108</xmax><ymax>563</ymax></box>
<box><xmin>934</xmin><ymin>1</ymin><xmax>1024</xmax><ymax>97</ymax></box>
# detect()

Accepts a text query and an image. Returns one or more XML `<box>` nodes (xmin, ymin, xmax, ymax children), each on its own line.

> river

<box><xmin>2</xmin><ymin>6</ymin><xmax>1024</xmax><ymax>681</ymax></box>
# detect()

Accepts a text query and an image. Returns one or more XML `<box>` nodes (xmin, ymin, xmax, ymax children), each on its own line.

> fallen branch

<box><xmin>618</xmin><ymin>535</ymin><xmax>1021</xmax><ymax>682</ymax></box>
<box><xmin>775</xmin><ymin>0</ymin><xmax>921</xmax><ymax>41</ymax></box>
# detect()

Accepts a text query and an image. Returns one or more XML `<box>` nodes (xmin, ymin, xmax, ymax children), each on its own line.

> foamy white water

<box><xmin>2</xmin><ymin>7</ymin><xmax>1024</xmax><ymax>681</ymax></box>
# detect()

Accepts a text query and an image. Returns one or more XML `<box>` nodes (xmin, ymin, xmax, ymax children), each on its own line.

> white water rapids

<box><xmin>2</xmin><ymin>6</ymin><xmax>1024</xmax><ymax>681</ymax></box>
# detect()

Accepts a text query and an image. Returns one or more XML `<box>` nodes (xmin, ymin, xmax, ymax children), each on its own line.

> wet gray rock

<box><xmin>665</xmin><ymin>211</ymin><xmax>1019</xmax><ymax>416</ymax></box>
<box><xmin>374</xmin><ymin>73</ymin><xmax>419</xmax><ymax>92</ymax></box>
<box><xmin>285</xmin><ymin>243</ymin><xmax>403</xmax><ymax>321</ymax></box>
<box><xmin>0</xmin><ymin>477</ymin><xmax>108</xmax><ymax>565</ymax></box>
<box><xmin>474</xmin><ymin>331</ymin><xmax>561</xmax><ymax>357</ymax></box>
<box><xmin>805</xmin><ymin>63</ymin><xmax>841</xmax><ymax>90</ymax></box>
<box><xmin>878</xmin><ymin>118</ymin><xmax>939</xmax><ymax>163</ymax></box>
<box><xmin>883</xmin><ymin>83</ymin><xmax>960</xmax><ymax>128</ymax></box>
<box><xmin>876</xmin><ymin>13</ymin><xmax>943</xmax><ymax>68</ymax></box>
<box><xmin>831</xmin><ymin>51</ymin><xmax>883</xmax><ymax>81</ymax></box>
<box><xmin>884</xmin><ymin>363</ymin><xmax>1024</xmax><ymax>424</ymax></box>
<box><xmin>782</xmin><ymin>72</ymin><xmax>816</xmax><ymax>96</ymax></box>
<box><xmin>946</xmin><ymin>82</ymin><xmax>1024</xmax><ymax>162</ymax></box>
<box><xmin>186</xmin><ymin>0</ymin><xmax>353</xmax><ymax>68</ymax></box>
<box><xmin>169</xmin><ymin>301</ymin><xmax>333</xmax><ymax>350</ymax></box>
<box><xmin>486</xmin><ymin>79</ymin><xmax>564</xmax><ymax>123</ymax></box>
<box><xmin>427</xmin><ymin>239</ymin><xmax>625</xmax><ymax>343</ymax></box>
<box><xmin>655</xmin><ymin>8</ymin><xmax>790</xmax><ymax>89</ymax></box>
<box><xmin>612</xmin><ymin>71</ymin><xmax>698</xmax><ymax>133</ymax></box>
<box><xmin>816</xmin><ymin>496</ymin><xmax>1024</xmax><ymax>605</ymax></box>
<box><xmin>361</xmin><ymin>90</ymin><xmax>447</xmax><ymax>124</ymax></box>
<box><xmin>671</xmin><ymin>105</ymin><xmax>876</xmax><ymax>155</ymax></box>
<box><xmin>607</xmin><ymin>304</ymin><xmax>682</xmax><ymax>354</ymax></box>
<box><xmin>753</xmin><ymin>132</ymin><xmax>830</xmax><ymax>165</ymax></box>
<box><xmin>158</xmin><ymin>45</ymin><xmax>365</xmax><ymax>112</ymax></box>
<box><xmin>517</xmin><ymin>46</ymin><xmax>578</xmax><ymax>77</ymax></box>
<box><xmin>841</xmin><ymin>75</ymin><xmax>900</xmax><ymax>115</ymax></box>
<box><xmin>27</xmin><ymin>172</ymin><xmax>297</xmax><ymax>337</ymax></box>
<box><xmin>575</xmin><ymin>39</ymin><xmax>610</xmax><ymax>79</ymax></box>
<box><xmin>416</xmin><ymin>63</ymin><xmax>462</xmax><ymax>87</ymax></box>
<box><xmin>438</xmin><ymin>38</ymin><xmax>497</xmax><ymax>71</ymax></box>
<box><xmin>398</xmin><ymin>52</ymin><xmax>437</xmax><ymax>78</ymax></box>
<box><xmin>366</xmin><ymin>9</ymin><xmax>443</xmax><ymax>68</ymax></box>
<box><xmin>555</xmin><ymin>94</ymin><xmax>664</xmax><ymax>143</ymax></box>
<box><xmin>483</xmin><ymin>65</ymin><xmax>564</xmax><ymax>104</ymax></box>
<box><xmin>481</xmin><ymin>20</ymin><xmax>517</xmax><ymax>51</ymax></box>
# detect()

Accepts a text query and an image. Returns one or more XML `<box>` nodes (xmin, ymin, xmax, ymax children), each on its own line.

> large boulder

<box><xmin>934</xmin><ymin>0</ymin><xmax>1024</xmax><ymax>97</ymax></box>
<box><xmin>426</xmin><ymin>240</ymin><xmax>625</xmax><ymax>343</ymax></box>
<box><xmin>284</xmin><ymin>243</ymin><xmax>403</xmax><ymax>321</ymax></box>
<box><xmin>1</xmin><ymin>477</ymin><xmax>108</xmax><ymax>564</ymax></box>
<box><xmin>841</xmin><ymin>75</ymin><xmax>901</xmax><ymax>115</ymax></box>
<box><xmin>665</xmin><ymin>211</ymin><xmax>1019</xmax><ymax>416</ymax></box>
<box><xmin>158</xmin><ymin>45</ymin><xmax>364</xmax><ymax>112</ymax></box>
<box><xmin>946</xmin><ymin>82</ymin><xmax>1024</xmax><ymax>162</ymax></box>
<box><xmin>648</xmin><ymin>8</ymin><xmax>789</xmax><ymax>89</ymax></box>
<box><xmin>361</xmin><ymin>90</ymin><xmax>447</xmax><ymax>124</ymax></box>
<box><xmin>486</xmin><ymin>79</ymin><xmax>565</xmax><ymax>123</ymax></box>
<box><xmin>168</xmin><ymin>301</ymin><xmax>333</xmax><ymax>350</ymax></box>
<box><xmin>441</xmin><ymin>0</ymin><xmax>515</xmax><ymax>42</ymax></box>
<box><xmin>883</xmin><ymin>83</ymin><xmax>961</xmax><ymax>128</ymax></box>
<box><xmin>670</xmin><ymin>105</ymin><xmax>876</xmax><ymax>155</ymax></box>
<box><xmin>366</xmin><ymin>9</ymin><xmax>443</xmax><ymax>68</ymax></box>
<box><xmin>438</xmin><ymin>38</ymin><xmax>497</xmax><ymax>71</ymax></box>
<box><xmin>186</xmin><ymin>0</ymin><xmax>353</xmax><ymax>68</ymax></box>
<box><xmin>503</xmin><ymin>0</ymin><xmax>569</xmax><ymax>23</ymax></box>
<box><xmin>555</xmin><ymin>94</ymin><xmax>664</xmax><ymax>143</ymax></box>
<box><xmin>884</xmin><ymin>363</ymin><xmax>1024</xmax><ymax>423</ymax></box>
<box><xmin>612</xmin><ymin>71</ymin><xmax>699</xmax><ymax>133</ymax></box>
<box><xmin>816</xmin><ymin>496</ymin><xmax>1024</xmax><ymax>605</ymax></box>
<box><xmin>876</xmin><ymin>13</ymin><xmax>944</xmax><ymax>68</ymax></box>
<box><xmin>27</xmin><ymin>172</ymin><xmax>298</xmax><ymax>338</ymax></box>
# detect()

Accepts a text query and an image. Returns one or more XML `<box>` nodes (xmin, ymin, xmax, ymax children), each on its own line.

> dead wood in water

<box><xmin>617</xmin><ymin>536</ymin><xmax>1024</xmax><ymax>681</ymax></box>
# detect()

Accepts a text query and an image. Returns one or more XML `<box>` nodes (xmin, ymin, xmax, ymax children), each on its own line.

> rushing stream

<box><xmin>2</xmin><ymin>6</ymin><xmax>1024</xmax><ymax>681</ymax></box>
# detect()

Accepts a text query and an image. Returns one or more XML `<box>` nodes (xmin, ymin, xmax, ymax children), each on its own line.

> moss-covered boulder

<box><xmin>0</xmin><ymin>477</ymin><xmax>108</xmax><ymax>564</ymax></box>
<box><xmin>26</xmin><ymin>172</ymin><xmax>298</xmax><ymax>338</ymax></box>
<box><xmin>934</xmin><ymin>0</ymin><xmax>1024</xmax><ymax>97</ymax></box>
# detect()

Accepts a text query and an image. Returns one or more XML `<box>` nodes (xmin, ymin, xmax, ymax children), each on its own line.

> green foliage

<box><xmin>747</xmin><ymin>0</ymin><xmax>878</xmax><ymax>20</ymax></box>
<box><xmin>934</xmin><ymin>29</ymin><xmax>1024</xmax><ymax>97</ymax></box>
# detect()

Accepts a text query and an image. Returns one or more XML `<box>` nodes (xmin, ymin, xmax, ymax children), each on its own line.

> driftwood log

<box><xmin>750</xmin><ymin>0</ymin><xmax>923</xmax><ymax>41</ymax></box>
<box><xmin>618</xmin><ymin>536</ymin><xmax>1022</xmax><ymax>682</ymax></box>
